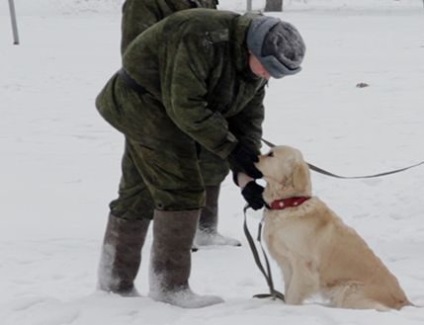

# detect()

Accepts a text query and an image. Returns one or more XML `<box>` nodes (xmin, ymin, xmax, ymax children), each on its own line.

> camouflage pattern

<box><xmin>121</xmin><ymin>0</ymin><xmax>218</xmax><ymax>54</ymax></box>
<box><xmin>120</xmin><ymin>0</ymin><xmax>225</xmax><ymax>190</ymax></box>
<box><xmin>96</xmin><ymin>9</ymin><xmax>266</xmax><ymax>214</ymax></box>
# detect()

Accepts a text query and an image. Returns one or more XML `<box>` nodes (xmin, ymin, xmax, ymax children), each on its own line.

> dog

<box><xmin>254</xmin><ymin>145</ymin><xmax>411</xmax><ymax>310</ymax></box>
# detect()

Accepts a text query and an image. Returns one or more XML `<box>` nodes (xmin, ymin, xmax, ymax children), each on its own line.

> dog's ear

<box><xmin>292</xmin><ymin>162</ymin><xmax>310</xmax><ymax>193</ymax></box>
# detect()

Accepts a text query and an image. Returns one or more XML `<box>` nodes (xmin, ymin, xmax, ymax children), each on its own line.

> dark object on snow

<box><xmin>356</xmin><ymin>82</ymin><xmax>370</xmax><ymax>88</ymax></box>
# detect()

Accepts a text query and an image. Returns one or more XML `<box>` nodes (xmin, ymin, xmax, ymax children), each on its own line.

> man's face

<box><xmin>248</xmin><ymin>53</ymin><xmax>271</xmax><ymax>80</ymax></box>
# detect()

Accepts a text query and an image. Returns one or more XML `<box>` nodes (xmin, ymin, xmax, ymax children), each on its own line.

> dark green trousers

<box><xmin>109</xmin><ymin>139</ymin><xmax>229</xmax><ymax>220</ymax></box>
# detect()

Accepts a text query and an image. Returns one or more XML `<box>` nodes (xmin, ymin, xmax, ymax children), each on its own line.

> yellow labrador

<box><xmin>255</xmin><ymin>145</ymin><xmax>411</xmax><ymax>310</ymax></box>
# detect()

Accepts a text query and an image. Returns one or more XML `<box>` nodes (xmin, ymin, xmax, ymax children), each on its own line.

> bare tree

<box><xmin>264</xmin><ymin>0</ymin><xmax>283</xmax><ymax>12</ymax></box>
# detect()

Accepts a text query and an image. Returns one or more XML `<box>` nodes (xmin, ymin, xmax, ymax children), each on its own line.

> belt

<box><xmin>118</xmin><ymin>68</ymin><xmax>148</xmax><ymax>95</ymax></box>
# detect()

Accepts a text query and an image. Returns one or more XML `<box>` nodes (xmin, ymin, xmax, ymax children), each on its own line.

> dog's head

<box><xmin>255</xmin><ymin>145</ymin><xmax>312</xmax><ymax>203</ymax></box>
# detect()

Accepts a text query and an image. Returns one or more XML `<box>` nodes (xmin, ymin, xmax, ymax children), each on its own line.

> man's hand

<box><xmin>242</xmin><ymin>181</ymin><xmax>265</xmax><ymax>210</ymax></box>
<box><xmin>229</xmin><ymin>144</ymin><xmax>263</xmax><ymax>179</ymax></box>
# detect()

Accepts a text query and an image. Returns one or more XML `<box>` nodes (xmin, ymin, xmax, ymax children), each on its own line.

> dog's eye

<box><xmin>267</xmin><ymin>151</ymin><xmax>274</xmax><ymax>157</ymax></box>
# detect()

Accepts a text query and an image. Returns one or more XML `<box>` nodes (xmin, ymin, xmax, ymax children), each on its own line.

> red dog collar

<box><xmin>268</xmin><ymin>196</ymin><xmax>310</xmax><ymax>210</ymax></box>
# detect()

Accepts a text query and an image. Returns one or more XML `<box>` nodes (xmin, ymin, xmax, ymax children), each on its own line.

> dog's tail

<box><xmin>398</xmin><ymin>298</ymin><xmax>415</xmax><ymax>310</ymax></box>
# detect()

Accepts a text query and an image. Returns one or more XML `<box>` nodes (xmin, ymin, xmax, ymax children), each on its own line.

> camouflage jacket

<box><xmin>121</xmin><ymin>9</ymin><xmax>266</xmax><ymax>159</ymax></box>
<box><xmin>121</xmin><ymin>0</ymin><xmax>218</xmax><ymax>53</ymax></box>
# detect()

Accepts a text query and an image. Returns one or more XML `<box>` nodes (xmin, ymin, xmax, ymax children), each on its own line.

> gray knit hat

<box><xmin>247</xmin><ymin>16</ymin><xmax>306</xmax><ymax>79</ymax></box>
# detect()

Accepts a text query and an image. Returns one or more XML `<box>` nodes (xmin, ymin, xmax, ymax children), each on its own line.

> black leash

<box><xmin>243</xmin><ymin>205</ymin><xmax>285</xmax><ymax>302</ymax></box>
<box><xmin>261</xmin><ymin>138</ymin><xmax>424</xmax><ymax>179</ymax></box>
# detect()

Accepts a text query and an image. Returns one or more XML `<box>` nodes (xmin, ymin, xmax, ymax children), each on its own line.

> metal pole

<box><xmin>246</xmin><ymin>0</ymin><xmax>252</xmax><ymax>12</ymax></box>
<box><xmin>8</xmin><ymin>0</ymin><xmax>20</xmax><ymax>45</ymax></box>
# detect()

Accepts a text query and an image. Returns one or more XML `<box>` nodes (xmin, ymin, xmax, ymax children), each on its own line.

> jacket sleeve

<box><xmin>161</xmin><ymin>30</ymin><xmax>238</xmax><ymax>159</ymax></box>
<box><xmin>227</xmin><ymin>84</ymin><xmax>265</xmax><ymax>172</ymax></box>
<box><xmin>121</xmin><ymin>1</ymin><xmax>162</xmax><ymax>54</ymax></box>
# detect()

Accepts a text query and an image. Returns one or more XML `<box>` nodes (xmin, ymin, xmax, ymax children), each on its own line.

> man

<box><xmin>121</xmin><ymin>0</ymin><xmax>218</xmax><ymax>54</ymax></box>
<box><xmin>119</xmin><ymin>0</ymin><xmax>239</xmax><ymax>251</ymax></box>
<box><xmin>96</xmin><ymin>9</ymin><xmax>305</xmax><ymax>308</ymax></box>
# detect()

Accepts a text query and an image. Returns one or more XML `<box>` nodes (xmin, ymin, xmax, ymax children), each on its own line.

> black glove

<box><xmin>242</xmin><ymin>181</ymin><xmax>265</xmax><ymax>210</ymax></box>
<box><xmin>229</xmin><ymin>144</ymin><xmax>263</xmax><ymax>179</ymax></box>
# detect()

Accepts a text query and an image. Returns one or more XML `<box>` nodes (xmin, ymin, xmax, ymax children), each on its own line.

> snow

<box><xmin>1</xmin><ymin>0</ymin><xmax>424</xmax><ymax>324</ymax></box>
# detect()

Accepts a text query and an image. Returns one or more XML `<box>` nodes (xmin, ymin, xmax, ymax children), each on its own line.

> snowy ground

<box><xmin>1</xmin><ymin>0</ymin><xmax>424</xmax><ymax>324</ymax></box>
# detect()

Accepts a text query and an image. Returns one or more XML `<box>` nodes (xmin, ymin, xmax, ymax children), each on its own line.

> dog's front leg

<box><xmin>285</xmin><ymin>275</ymin><xmax>306</xmax><ymax>304</ymax></box>
<box><xmin>285</xmin><ymin>260</ymin><xmax>318</xmax><ymax>305</ymax></box>
<box><xmin>280</xmin><ymin>260</ymin><xmax>292</xmax><ymax>296</ymax></box>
